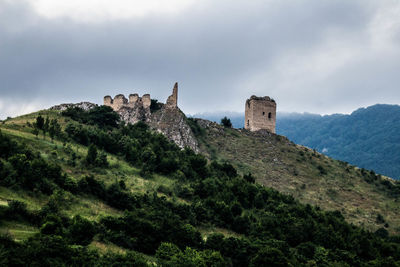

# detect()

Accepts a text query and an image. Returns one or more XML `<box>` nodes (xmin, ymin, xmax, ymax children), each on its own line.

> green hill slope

<box><xmin>0</xmin><ymin>107</ymin><xmax>400</xmax><ymax>266</ymax></box>
<box><xmin>192</xmin><ymin>119</ymin><xmax>400</xmax><ymax>234</ymax></box>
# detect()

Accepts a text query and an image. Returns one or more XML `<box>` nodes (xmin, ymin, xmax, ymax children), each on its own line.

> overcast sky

<box><xmin>1</xmin><ymin>0</ymin><xmax>400</xmax><ymax>119</ymax></box>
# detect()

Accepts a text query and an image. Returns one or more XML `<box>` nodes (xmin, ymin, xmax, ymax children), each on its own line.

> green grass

<box><xmin>2</xmin><ymin>109</ymin><xmax>399</xmax><ymax>246</ymax></box>
<box><xmin>0</xmin><ymin>111</ymin><xmax>236</xmax><ymax>246</ymax></box>
<box><xmin>197</xmin><ymin>121</ymin><xmax>400</xmax><ymax>234</ymax></box>
<box><xmin>0</xmin><ymin>221</ymin><xmax>39</xmax><ymax>242</ymax></box>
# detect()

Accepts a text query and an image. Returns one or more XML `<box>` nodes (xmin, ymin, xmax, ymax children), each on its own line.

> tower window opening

<box><xmin>247</xmin><ymin>120</ymin><xmax>249</xmax><ymax>126</ymax></box>
<box><xmin>262</xmin><ymin>112</ymin><xmax>265</xmax><ymax>115</ymax></box>
<box><xmin>268</xmin><ymin>112</ymin><xmax>272</xmax><ymax>119</ymax></box>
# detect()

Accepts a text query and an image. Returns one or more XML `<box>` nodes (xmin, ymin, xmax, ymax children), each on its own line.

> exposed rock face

<box><xmin>50</xmin><ymin>102</ymin><xmax>98</xmax><ymax>111</ymax></box>
<box><xmin>149</xmin><ymin>106</ymin><xmax>198</xmax><ymax>152</ymax></box>
<box><xmin>103</xmin><ymin>83</ymin><xmax>199</xmax><ymax>152</ymax></box>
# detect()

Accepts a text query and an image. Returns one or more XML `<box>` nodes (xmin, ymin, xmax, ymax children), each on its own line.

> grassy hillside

<box><xmin>1</xmin><ymin>108</ymin><xmax>400</xmax><ymax>266</ymax></box>
<box><xmin>193</xmin><ymin>119</ymin><xmax>400</xmax><ymax>234</ymax></box>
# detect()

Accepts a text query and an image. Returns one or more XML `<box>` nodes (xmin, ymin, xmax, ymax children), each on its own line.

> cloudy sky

<box><xmin>1</xmin><ymin>0</ymin><xmax>400</xmax><ymax>119</ymax></box>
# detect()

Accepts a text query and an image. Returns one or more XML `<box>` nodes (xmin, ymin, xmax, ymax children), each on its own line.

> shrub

<box><xmin>220</xmin><ymin>116</ymin><xmax>232</xmax><ymax>128</ymax></box>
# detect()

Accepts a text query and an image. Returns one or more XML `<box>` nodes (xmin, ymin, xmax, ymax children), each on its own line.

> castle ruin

<box><xmin>103</xmin><ymin>83</ymin><xmax>178</xmax><ymax>124</ymax></box>
<box><xmin>104</xmin><ymin>93</ymin><xmax>151</xmax><ymax>112</ymax></box>
<box><xmin>245</xmin><ymin>95</ymin><xmax>276</xmax><ymax>133</ymax></box>
<box><xmin>102</xmin><ymin>82</ymin><xmax>199</xmax><ymax>151</ymax></box>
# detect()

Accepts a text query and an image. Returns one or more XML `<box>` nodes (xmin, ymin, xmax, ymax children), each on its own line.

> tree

<box><xmin>35</xmin><ymin>115</ymin><xmax>44</xmax><ymax>130</ymax></box>
<box><xmin>67</xmin><ymin>215</ymin><xmax>96</xmax><ymax>245</ymax></box>
<box><xmin>32</xmin><ymin>127</ymin><xmax>39</xmax><ymax>138</ymax></box>
<box><xmin>221</xmin><ymin>116</ymin><xmax>232</xmax><ymax>128</ymax></box>
<box><xmin>250</xmin><ymin>246</ymin><xmax>288</xmax><ymax>267</ymax></box>
<box><xmin>150</xmin><ymin>99</ymin><xmax>161</xmax><ymax>112</ymax></box>
<box><xmin>43</xmin><ymin>116</ymin><xmax>50</xmax><ymax>137</ymax></box>
<box><xmin>49</xmin><ymin>119</ymin><xmax>61</xmax><ymax>141</ymax></box>
<box><xmin>96</xmin><ymin>151</ymin><xmax>108</xmax><ymax>167</ymax></box>
<box><xmin>243</xmin><ymin>173</ymin><xmax>255</xmax><ymax>183</ymax></box>
<box><xmin>86</xmin><ymin>144</ymin><xmax>98</xmax><ymax>165</ymax></box>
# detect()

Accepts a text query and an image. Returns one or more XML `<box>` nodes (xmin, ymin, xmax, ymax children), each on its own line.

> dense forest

<box><xmin>276</xmin><ymin>104</ymin><xmax>400</xmax><ymax>180</ymax></box>
<box><xmin>1</xmin><ymin>106</ymin><xmax>400</xmax><ymax>266</ymax></box>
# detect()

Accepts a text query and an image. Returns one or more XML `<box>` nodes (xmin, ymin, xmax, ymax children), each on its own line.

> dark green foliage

<box><xmin>1</xmin><ymin>111</ymin><xmax>400</xmax><ymax>266</ymax></box>
<box><xmin>0</xmin><ymin>234</ymin><xmax>148</xmax><ymax>266</ymax></box>
<box><xmin>35</xmin><ymin>115</ymin><xmax>44</xmax><ymax>130</ymax></box>
<box><xmin>85</xmin><ymin>144</ymin><xmax>108</xmax><ymax>167</ymax></box>
<box><xmin>62</xmin><ymin>105</ymin><xmax>120</xmax><ymax>129</ymax></box>
<box><xmin>220</xmin><ymin>116</ymin><xmax>232</xmax><ymax>128</ymax></box>
<box><xmin>376</xmin><ymin>213</ymin><xmax>386</xmax><ymax>224</ymax></box>
<box><xmin>0</xmin><ymin>130</ymin><xmax>19</xmax><ymax>158</ymax></box>
<box><xmin>155</xmin><ymin>242</ymin><xmax>227</xmax><ymax>267</ymax></box>
<box><xmin>66</xmin><ymin>215</ymin><xmax>96</xmax><ymax>245</ymax></box>
<box><xmin>64</xmin><ymin>118</ymin><xmax>207</xmax><ymax>178</ymax></box>
<box><xmin>48</xmin><ymin>118</ymin><xmax>61</xmax><ymax>141</ymax></box>
<box><xmin>43</xmin><ymin>116</ymin><xmax>50</xmax><ymax>136</ymax></box>
<box><xmin>250</xmin><ymin>246</ymin><xmax>288</xmax><ymax>267</ymax></box>
<box><xmin>317</xmin><ymin>165</ymin><xmax>327</xmax><ymax>175</ymax></box>
<box><xmin>375</xmin><ymin>228</ymin><xmax>389</xmax><ymax>239</ymax></box>
<box><xmin>0</xmin><ymin>148</ymin><xmax>64</xmax><ymax>195</ymax></box>
<box><xmin>86</xmin><ymin>144</ymin><xmax>98</xmax><ymax>165</ymax></box>
<box><xmin>4</xmin><ymin>200</ymin><xmax>37</xmax><ymax>223</ymax></box>
<box><xmin>150</xmin><ymin>99</ymin><xmax>162</xmax><ymax>112</ymax></box>
<box><xmin>243</xmin><ymin>172</ymin><xmax>255</xmax><ymax>183</ymax></box>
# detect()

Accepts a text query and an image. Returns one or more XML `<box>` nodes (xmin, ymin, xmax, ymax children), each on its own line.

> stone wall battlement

<box><xmin>104</xmin><ymin>93</ymin><xmax>151</xmax><ymax>111</ymax></box>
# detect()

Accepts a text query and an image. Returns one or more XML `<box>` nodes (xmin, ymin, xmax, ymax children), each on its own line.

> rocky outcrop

<box><xmin>103</xmin><ymin>83</ymin><xmax>199</xmax><ymax>152</ymax></box>
<box><xmin>49</xmin><ymin>102</ymin><xmax>98</xmax><ymax>111</ymax></box>
<box><xmin>149</xmin><ymin>106</ymin><xmax>199</xmax><ymax>152</ymax></box>
<box><xmin>118</xmin><ymin>103</ymin><xmax>151</xmax><ymax>124</ymax></box>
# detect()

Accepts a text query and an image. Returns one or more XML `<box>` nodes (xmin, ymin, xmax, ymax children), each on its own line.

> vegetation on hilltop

<box><xmin>0</xmin><ymin>107</ymin><xmax>400</xmax><ymax>266</ymax></box>
<box><xmin>191</xmin><ymin>118</ymin><xmax>400</xmax><ymax>235</ymax></box>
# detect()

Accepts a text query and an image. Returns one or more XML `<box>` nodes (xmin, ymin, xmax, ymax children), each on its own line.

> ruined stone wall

<box><xmin>166</xmin><ymin>82</ymin><xmax>178</xmax><ymax>108</ymax></box>
<box><xmin>104</xmin><ymin>93</ymin><xmax>151</xmax><ymax>124</ymax></box>
<box><xmin>102</xmin><ymin>83</ymin><xmax>198</xmax><ymax>151</ymax></box>
<box><xmin>142</xmin><ymin>94</ymin><xmax>151</xmax><ymax>109</ymax></box>
<box><xmin>245</xmin><ymin>95</ymin><xmax>276</xmax><ymax>133</ymax></box>
<box><xmin>104</xmin><ymin>94</ymin><xmax>150</xmax><ymax>112</ymax></box>
<box><xmin>129</xmin><ymin>94</ymin><xmax>139</xmax><ymax>107</ymax></box>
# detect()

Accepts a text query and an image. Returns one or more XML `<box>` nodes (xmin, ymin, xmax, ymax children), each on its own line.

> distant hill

<box><xmin>195</xmin><ymin>104</ymin><xmax>400</xmax><ymax>180</ymax></box>
<box><xmin>190</xmin><ymin>111</ymin><xmax>244</xmax><ymax>129</ymax></box>
<box><xmin>276</xmin><ymin>104</ymin><xmax>400</xmax><ymax>180</ymax></box>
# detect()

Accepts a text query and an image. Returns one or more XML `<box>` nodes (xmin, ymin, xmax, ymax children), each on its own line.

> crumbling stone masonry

<box><xmin>102</xmin><ymin>83</ymin><xmax>199</xmax><ymax>152</ymax></box>
<box><xmin>245</xmin><ymin>95</ymin><xmax>276</xmax><ymax>133</ymax></box>
<box><xmin>166</xmin><ymin>82</ymin><xmax>178</xmax><ymax>108</ymax></box>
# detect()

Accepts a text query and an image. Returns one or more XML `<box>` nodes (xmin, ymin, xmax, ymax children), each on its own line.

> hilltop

<box><xmin>0</xmin><ymin>105</ymin><xmax>399</xmax><ymax>265</ymax></box>
<box><xmin>190</xmin><ymin>118</ymin><xmax>400</xmax><ymax>234</ymax></box>
<box><xmin>195</xmin><ymin>104</ymin><xmax>400</xmax><ymax>180</ymax></box>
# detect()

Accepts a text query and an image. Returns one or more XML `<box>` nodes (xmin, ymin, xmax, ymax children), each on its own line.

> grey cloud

<box><xmin>0</xmin><ymin>0</ymin><xmax>399</xmax><ymax>119</ymax></box>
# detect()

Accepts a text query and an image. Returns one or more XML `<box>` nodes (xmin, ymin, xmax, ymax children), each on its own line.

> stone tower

<box><xmin>245</xmin><ymin>95</ymin><xmax>276</xmax><ymax>133</ymax></box>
